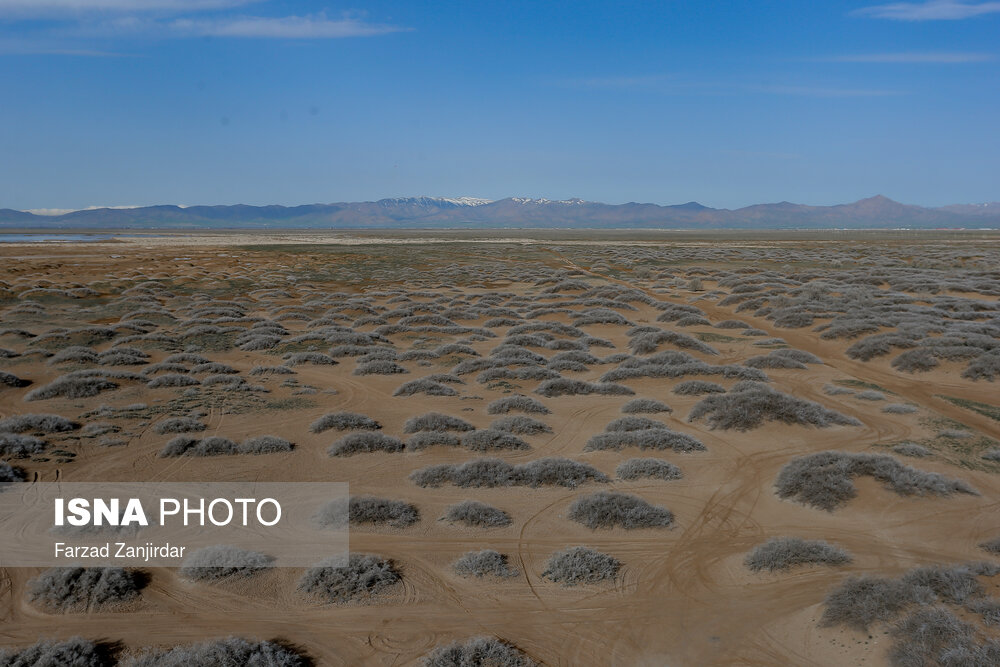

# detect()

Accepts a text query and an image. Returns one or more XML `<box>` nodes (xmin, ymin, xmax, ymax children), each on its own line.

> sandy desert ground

<box><xmin>1</xmin><ymin>232</ymin><xmax>999</xmax><ymax>666</ymax></box>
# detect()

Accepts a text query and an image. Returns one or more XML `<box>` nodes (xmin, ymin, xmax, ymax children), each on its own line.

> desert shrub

<box><xmin>477</xmin><ymin>367</ymin><xmax>559</xmax><ymax>384</ymax></box>
<box><xmin>672</xmin><ymin>380</ymin><xmax>725</xmax><ymax>396</ymax></box>
<box><xmin>179</xmin><ymin>545</ymin><xmax>273</xmax><ymax>581</ymax></box>
<box><xmin>355</xmin><ymin>360</ymin><xmax>409</xmax><ymax>376</ymax></box>
<box><xmin>423</xmin><ymin>637</ymin><xmax>537</xmax><ymax>667</ymax></box>
<box><xmin>630</xmin><ymin>330</ymin><xmax>718</xmax><ymax>355</ymax></box>
<box><xmin>519</xmin><ymin>458</ymin><xmax>610</xmax><ymax>487</ymax></box>
<box><xmin>406</xmin><ymin>431</ymin><xmax>461</xmax><ymax>450</ymax></box>
<box><xmin>0</xmin><ymin>461</ymin><xmax>25</xmax><ymax>482</ymax></box>
<box><xmin>983</xmin><ymin>449</ymin><xmax>1000</xmax><ymax>462</ymax></box>
<box><xmin>98</xmin><ymin>348</ymin><xmax>149</xmax><ymax>366</ymax></box>
<box><xmin>124</xmin><ymin>637</ymin><xmax>303</xmax><ymax>667</ymax></box>
<box><xmin>893</xmin><ymin>442</ymin><xmax>931</xmax><ymax>458</ymax></box>
<box><xmin>770</xmin><ymin>349</ymin><xmax>822</xmax><ymax>364</ymax></box>
<box><xmin>542</xmin><ymin>546</ymin><xmax>620</xmax><ymax>586</ymax></box>
<box><xmin>892</xmin><ymin>349</ymin><xmax>939</xmax><ymax>373</ymax></box>
<box><xmin>744</xmin><ymin>537</ymin><xmax>851</xmax><ymax>572</ymax></box>
<box><xmin>568</xmin><ymin>491</ymin><xmax>673</xmax><ymax>529</ymax></box>
<box><xmin>775</xmin><ymin>451</ymin><xmax>977</xmax><ymax>511</ymax></box>
<box><xmin>453</xmin><ymin>550</ymin><xmax>519</xmax><ymax>579</ymax></box>
<box><xmin>535</xmin><ymin>378</ymin><xmax>634</xmax><ymax>397</ymax></box>
<box><xmin>820</xmin><ymin>562</ymin><xmax>995</xmax><ymax>640</ymax></box>
<box><xmin>152</xmin><ymin>417</ymin><xmax>206</xmax><ymax>434</ymax></box>
<box><xmin>147</xmin><ymin>373</ymin><xmax>200</xmax><ymax>388</ymax></box>
<box><xmin>882</xmin><ymin>403</ymin><xmax>918</xmax><ymax>415</ymax></box>
<box><xmin>487</xmin><ymin>396</ymin><xmax>550</xmax><ymax>415</ymax></box>
<box><xmin>675</xmin><ymin>315</ymin><xmax>711</xmax><ymax>326</ymax></box>
<box><xmin>461</xmin><ymin>430</ymin><xmax>530</xmax><ymax>451</ymax></box>
<box><xmin>963</xmin><ymin>353</ymin><xmax>1000</xmax><ymax>381</ymax></box>
<box><xmin>403</xmin><ymin>413</ymin><xmax>474</xmax><ymax>433</ymax></box>
<box><xmin>165</xmin><ymin>353</ymin><xmax>208</xmax><ymax>364</ymax></box>
<box><xmin>239</xmin><ymin>335</ymin><xmax>281</xmax><ymax>351</ymax></box>
<box><xmin>621</xmin><ymin>398</ymin><xmax>673</xmax><ymax>413</ymax></box>
<box><xmin>28</xmin><ymin>566</ymin><xmax>143</xmax><ymax>611</ymax></box>
<box><xmin>980</xmin><ymin>538</ymin><xmax>1000</xmax><ymax>554</ymax></box>
<box><xmin>189</xmin><ymin>362</ymin><xmax>236</xmax><ymax>375</ymax></box>
<box><xmin>689</xmin><ymin>384</ymin><xmax>860</xmax><ymax>431</ymax></box>
<box><xmin>887</xmin><ymin>606</ymin><xmax>995</xmax><ymax>667</ymax></box>
<box><xmin>0</xmin><ymin>433</ymin><xmax>45</xmax><ymax>458</ymax></box>
<box><xmin>823</xmin><ymin>384</ymin><xmax>854</xmax><ymax>396</ymax></box>
<box><xmin>901</xmin><ymin>564</ymin><xmax>985</xmax><ymax>604</ymax></box>
<box><xmin>426</xmin><ymin>373</ymin><xmax>465</xmax><ymax>385</ymax></box>
<box><xmin>341</xmin><ymin>496</ymin><xmax>419</xmax><ymax>528</ymax></box>
<box><xmin>968</xmin><ymin>598</ymin><xmax>1000</xmax><ymax>626</ymax></box>
<box><xmin>248</xmin><ymin>364</ymin><xmax>295</xmax><ymax>376</ymax></box>
<box><xmin>845</xmin><ymin>333</ymin><xmax>920</xmax><ymax>362</ymax></box>
<box><xmin>0</xmin><ymin>637</ymin><xmax>109</xmax><ymax>667</ymax></box>
<box><xmin>159</xmin><ymin>436</ymin><xmax>239</xmax><ymax>457</ymax></box>
<box><xmin>298</xmin><ymin>553</ymin><xmax>400</xmax><ymax>603</ymax></box>
<box><xmin>551</xmin><ymin>350</ymin><xmax>599</xmax><ymax>365</ymax></box>
<box><xmin>160</xmin><ymin>435</ymin><xmax>239</xmax><ymax>458</ymax></box>
<box><xmin>715</xmin><ymin>319</ymin><xmax>750</xmax><ymax>329</ymax></box>
<box><xmin>410</xmin><ymin>457</ymin><xmax>608</xmax><ymax>488</ymax></box>
<box><xmin>601</xmin><ymin>358</ymin><xmax>767</xmax><ymax>383</ymax></box>
<box><xmin>855</xmin><ymin>390</ymin><xmax>886</xmax><ymax>401</ymax></box>
<box><xmin>616</xmin><ymin>458</ymin><xmax>682</xmax><ymax>481</ymax></box>
<box><xmin>240</xmin><ymin>435</ymin><xmax>293</xmax><ymax>454</ymax></box>
<box><xmin>605</xmin><ymin>416</ymin><xmax>668</xmax><ymax>432</ymax></box>
<box><xmin>821</xmin><ymin>575</ymin><xmax>925</xmax><ymax>631</ymax></box>
<box><xmin>489</xmin><ymin>415</ymin><xmax>551</xmax><ymax>435</ymax></box>
<box><xmin>0</xmin><ymin>371</ymin><xmax>30</xmax><ymax>388</ymax></box>
<box><xmin>48</xmin><ymin>346</ymin><xmax>99</xmax><ymax>365</ymax></box>
<box><xmin>0</xmin><ymin>413</ymin><xmax>76</xmax><ymax>433</ymax></box>
<box><xmin>394</xmin><ymin>378</ymin><xmax>458</xmax><ymax>397</ymax></box>
<box><xmin>80</xmin><ymin>422</ymin><xmax>116</xmax><ymax>437</ymax></box>
<box><xmin>25</xmin><ymin>375</ymin><xmax>118</xmax><ymax>401</ymax></box>
<box><xmin>310</xmin><ymin>412</ymin><xmax>381</xmax><ymax>433</ymax></box>
<box><xmin>283</xmin><ymin>352</ymin><xmax>337</xmax><ymax>366</ymax></box>
<box><xmin>329</xmin><ymin>344</ymin><xmax>379</xmax><ymax>357</ymax></box>
<box><xmin>328</xmin><ymin>432</ymin><xmax>404</xmax><ymax>457</ymax></box>
<box><xmin>443</xmin><ymin>500</ymin><xmax>511</xmax><ymax>528</ymax></box>
<box><xmin>744</xmin><ymin>354</ymin><xmax>807</xmax><ymax>370</ymax></box>
<box><xmin>585</xmin><ymin>428</ymin><xmax>704</xmax><ymax>453</ymax></box>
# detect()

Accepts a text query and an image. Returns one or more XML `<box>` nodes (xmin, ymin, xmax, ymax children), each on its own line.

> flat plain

<box><xmin>1</xmin><ymin>231</ymin><xmax>999</xmax><ymax>666</ymax></box>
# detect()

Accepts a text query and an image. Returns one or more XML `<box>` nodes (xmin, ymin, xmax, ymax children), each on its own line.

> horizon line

<box><xmin>12</xmin><ymin>193</ymin><xmax>1000</xmax><ymax>215</ymax></box>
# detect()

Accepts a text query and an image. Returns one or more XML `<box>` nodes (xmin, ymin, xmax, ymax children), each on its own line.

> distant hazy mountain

<box><xmin>937</xmin><ymin>202</ymin><xmax>1000</xmax><ymax>217</ymax></box>
<box><xmin>3</xmin><ymin>195</ymin><xmax>998</xmax><ymax>229</ymax></box>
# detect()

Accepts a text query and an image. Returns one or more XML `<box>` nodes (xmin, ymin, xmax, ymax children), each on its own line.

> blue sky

<box><xmin>1</xmin><ymin>0</ymin><xmax>998</xmax><ymax>210</ymax></box>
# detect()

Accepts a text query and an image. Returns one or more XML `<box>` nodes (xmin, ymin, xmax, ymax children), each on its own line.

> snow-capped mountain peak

<box><xmin>432</xmin><ymin>196</ymin><xmax>494</xmax><ymax>206</ymax></box>
<box><xmin>510</xmin><ymin>197</ymin><xmax>588</xmax><ymax>205</ymax></box>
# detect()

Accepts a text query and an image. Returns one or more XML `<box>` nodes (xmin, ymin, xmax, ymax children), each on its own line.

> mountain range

<box><xmin>2</xmin><ymin>195</ymin><xmax>999</xmax><ymax>230</ymax></box>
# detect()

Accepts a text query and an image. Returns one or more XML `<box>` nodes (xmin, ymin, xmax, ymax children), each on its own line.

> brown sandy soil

<box><xmin>0</xmin><ymin>235</ymin><xmax>998</xmax><ymax>666</ymax></box>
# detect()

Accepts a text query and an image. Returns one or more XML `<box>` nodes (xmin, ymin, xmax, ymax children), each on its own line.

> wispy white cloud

<box><xmin>562</xmin><ymin>75</ymin><xmax>902</xmax><ymax>98</ymax></box>
<box><xmin>170</xmin><ymin>14</ymin><xmax>409</xmax><ymax>39</ymax></box>
<box><xmin>748</xmin><ymin>84</ymin><xmax>903</xmax><ymax>97</ymax></box>
<box><xmin>0</xmin><ymin>4</ymin><xmax>410</xmax><ymax>52</ymax></box>
<box><xmin>816</xmin><ymin>52</ymin><xmax>994</xmax><ymax>63</ymax></box>
<box><xmin>0</xmin><ymin>38</ymin><xmax>133</xmax><ymax>55</ymax></box>
<box><xmin>567</xmin><ymin>74</ymin><xmax>677</xmax><ymax>89</ymax></box>
<box><xmin>854</xmin><ymin>1</ymin><xmax>1000</xmax><ymax>20</ymax></box>
<box><xmin>0</xmin><ymin>0</ymin><xmax>258</xmax><ymax>15</ymax></box>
